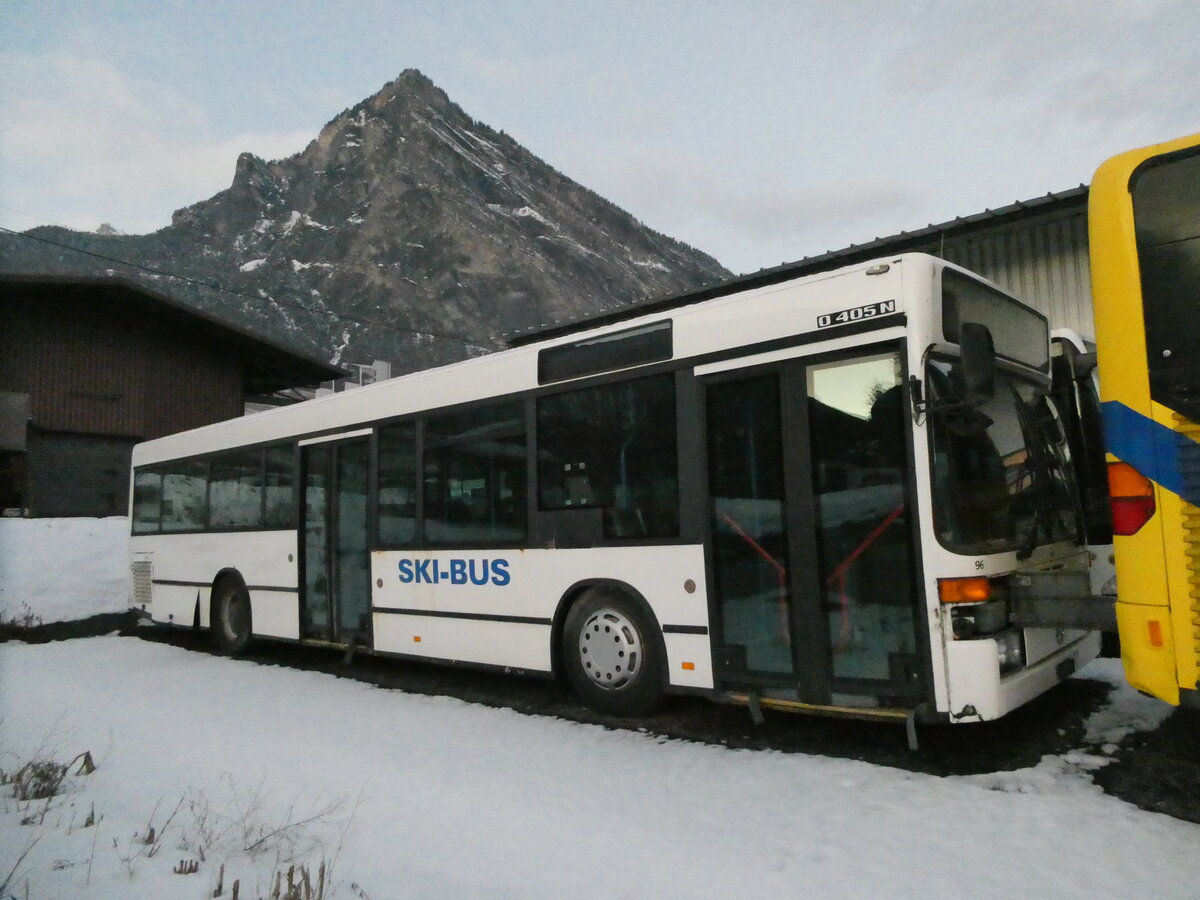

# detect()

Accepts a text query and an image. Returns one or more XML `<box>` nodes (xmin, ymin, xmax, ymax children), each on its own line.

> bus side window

<box><xmin>537</xmin><ymin>373</ymin><xmax>679</xmax><ymax>539</ymax></box>
<box><xmin>424</xmin><ymin>402</ymin><xmax>526</xmax><ymax>544</ymax></box>
<box><xmin>378</xmin><ymin>422</ymin><xmax>417</xmax><ymax>544</ymax></box>
<box><xmin>209</xmin><ymin>448</ymin><xmax>264</xmax><ymax>529</ymax></box>
<box><xmin>161</xmin><ymin>459</ymin><xmax>208</xmax><ymax>533</ymax></box>
<box><xmin>131</xmin><ymin>468</ymin><xmax>163</xmax><ymax>533</ymax></box>
<box><xmin>264</xmin><ymin>444</ymin><xmax>295</xmax><ymax>528</ymax></box>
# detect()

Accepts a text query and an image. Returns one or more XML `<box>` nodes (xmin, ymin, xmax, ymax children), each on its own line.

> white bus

<box><xmin>129</xmin><ymin>253</ymin><xmax>1100</xmax><ymax>731</ymax></box>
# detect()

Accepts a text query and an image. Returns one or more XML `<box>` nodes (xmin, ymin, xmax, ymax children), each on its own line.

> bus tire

<box><xmin>212</xmin><ymin>578</ymin><xmax>253</xmax><ymax>655</ymax></box>
<box><xmin>562</xmin><ymin>588</ymin><xmax>665</xmax><ymax>716</ymax></box>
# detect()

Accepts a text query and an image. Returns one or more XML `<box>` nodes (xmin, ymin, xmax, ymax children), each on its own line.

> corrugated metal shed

<box><xmin>514</xmin><ymin>186</ymin><xmax>1095</xmax><ymax>344</ymax></box>
<box><xmin>877</xmin><ymin>191</ymin><xmax>1093</xmax><ymax>337</ymax></box>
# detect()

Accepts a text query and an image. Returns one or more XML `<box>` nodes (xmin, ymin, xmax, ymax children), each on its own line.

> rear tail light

<box><xmin>1107</xmin><ymin>461</ymin><xmax>1156</xmax><ymax>535</ymax></box>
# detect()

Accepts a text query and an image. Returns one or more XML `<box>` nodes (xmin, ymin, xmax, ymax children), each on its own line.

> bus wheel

<box><xmin>213</xmin><ymin>579</ymin><xmax>253</xmax><ymax>655</ymax></box>
<box><xmin>563</xmin><ymin>589</ymin><xmax>665</xmax><ymax>716</ymax></box>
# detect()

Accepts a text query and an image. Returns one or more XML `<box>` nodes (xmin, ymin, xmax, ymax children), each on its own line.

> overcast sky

<box><xmin>2</xmin><ymin>0</ymin><xmax>1197</xmax><ymax>275</ymax></box>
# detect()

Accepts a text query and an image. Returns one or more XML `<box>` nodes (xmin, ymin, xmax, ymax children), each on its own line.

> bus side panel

<box><xmin>151</xmin><ymin>583</ymin><xmax>201</xmax><ymax>628</ymax></box>
<box><xmin>1116</xmin><ymin>601</ymin><xmax>1179</xmax><ymax>705</ymax></box>
<box><xmin>131</xmin><ymin>531</ymin><xmax>299</xmax><ymax>639</ymax></box>
<box><xmin>245</xmin><ymin>587</ymin><xmax>301</xmax><ymax>641</ymax></box>
<box><xmin>373</xmin><ymin>615</ymin><xmax>552</xmax><ymax>671</ymax></box>
<box><xmin>371</xmin><ymin>545</ymin><xmax>713</xmax><ymax>690</ymax></box>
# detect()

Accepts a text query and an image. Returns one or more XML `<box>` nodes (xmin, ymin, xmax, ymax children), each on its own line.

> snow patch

<box><xmin>1076</xmin><ymin>657</ymin><xmax>1176</xmax><ymax>745</ymax></box>
<box><xmin>633</xmin><ymin>258</ymin><xmax>671</xmax><ymax>273</ymax></box>
<box><xmin>330</xmin><ymin>328</ymin><xmax>353</xmax><ymax>365</ymax></box>
<box><xmin>291</xmin><ymin>260</ymin><xmax>335</xmax><ymax>273</ymax></box>
<box><xmin>514</xmin><ymin>206</ymin><xmax>553</xmax><ymax>228</ymax></box>
<box><xmin>239</xmin><ymin>258</ymin><xmax>266</xmax><ymax>272</ymax></box>
<box><xmin>552</xmin><ymin>234</ymin><xmax>600</xmax><ymax>258</ymax></box>
<box><xmin>281</xmin><ymin>210</ymin><xmax>331</xmax><ymax>235</ymax></box>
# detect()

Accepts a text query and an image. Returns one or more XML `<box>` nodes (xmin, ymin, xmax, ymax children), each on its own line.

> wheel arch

<box><xmin>550</xmin><ymin>578</ymin><xmax>664</xmax><ymax>680</ymax></box>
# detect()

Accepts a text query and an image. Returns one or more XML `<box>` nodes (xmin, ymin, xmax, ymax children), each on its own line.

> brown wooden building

<box><xmin>1</xmin><ymin>275</ymin><xmax>342</xmax><ymax>517</ymax></box>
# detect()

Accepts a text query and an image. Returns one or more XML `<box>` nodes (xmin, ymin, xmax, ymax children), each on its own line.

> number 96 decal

<box><xmin>817</xmin><ymin>299</ymin><xmax>896</xmax><ymax>328</ymax></box>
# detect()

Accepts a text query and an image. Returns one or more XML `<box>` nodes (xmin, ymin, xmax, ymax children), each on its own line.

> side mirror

<box><xmin>1073</xmin><ymin>351</ymin><xmax>1098</xmax><ymax>379</ymax></box>
<box><xmin>959</xmin><ymin>322</ymin><xmax>996</xmax><ymax>403</ymax></box>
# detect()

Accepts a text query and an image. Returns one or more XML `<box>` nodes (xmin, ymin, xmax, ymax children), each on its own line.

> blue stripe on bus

<box><xmin>1101</xmin><ymin>400</ymin><xmax>1200</xmax><ymax>507</ymax></box>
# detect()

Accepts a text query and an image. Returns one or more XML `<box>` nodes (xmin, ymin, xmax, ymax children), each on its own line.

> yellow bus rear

<box><xmin>1089</xmin><ymin>133</ymin><xmax>1200</xmax><ymax>706</ymax></box>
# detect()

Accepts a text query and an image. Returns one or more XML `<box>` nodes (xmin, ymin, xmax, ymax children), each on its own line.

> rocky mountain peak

<box><xmin>3</xmin><ymin>69</ymin><xmax>731</xmax><ymax>375</ymax></box>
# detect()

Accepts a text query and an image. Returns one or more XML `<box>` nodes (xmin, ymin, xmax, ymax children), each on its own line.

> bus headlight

<box><xmin>995</xmin><ymin>630</ymin><xmax>1024</xmax><ymax>674</ymax></box>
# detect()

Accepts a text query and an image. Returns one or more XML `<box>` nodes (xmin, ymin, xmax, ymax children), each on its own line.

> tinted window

<box><xmin>538</xmin><ymin>374</ymin><xmax>678</xmax><ymax>538</ymax></box>
<box><xmin>424</xmin><ymin>402</ymin><xmax>526</xmax><ymax>543</ymax></box>
<box><xmin>808</xmin><ymin>353</ymin><xmax>917</xmax><ymax>683</ymax></box>
<box><xmin>942</xmin><ymin>271</ymin><xmax>1048</xmax><ymax>372</ymax></box>
<box><xmin>161</xmin><ymin>459</ymin><xmax>207</xmax><ymax>532</ymax></box>
<box><xmin>378</xmin><ymin>422</ymin><xmax>418</xmax><ymax>544</ymax></box>
<box><xmin>132</xmin><ymin>468</ymin><xmax>162</xmax><ymax>534</ymax></box>
<box><xmin>1132</xmin><ymin>149</ymin><xmax>1200</xmax><ymax>416</ymax></box>
<box><xmin>538</xmin><ymin>321</ymin><xmax>672</xmax><ymax>384</ymax></box>
<box><xmin>707</xmin><ymin>374</ymin><xmax>791</xmax><ymax>673</ymax></box>
<box><xmin>208</xmin><ymin>449</ymin><xmax>263</xmax><ymax>528</ymax></box>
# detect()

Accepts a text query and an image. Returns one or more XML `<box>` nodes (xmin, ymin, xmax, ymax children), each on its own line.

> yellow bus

<box><xmin>1089</xmin><ymin>133</ymin><xmax>1200</xmax><ymax>707</ymax></box>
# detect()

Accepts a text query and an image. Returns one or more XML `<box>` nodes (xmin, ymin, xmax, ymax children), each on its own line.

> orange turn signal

<box><xmin>1147</xmin><ymin>620</ymin><xmax>1164</xmax><ymax>648</ymax></box>
<box><xmin>938</xmin><ymin>577</ymin><xmax>991</xmax><ymax>604</ymax></box>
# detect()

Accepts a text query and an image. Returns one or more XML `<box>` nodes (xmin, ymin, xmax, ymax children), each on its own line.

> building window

<box><xmin>0</xmin><ymin>451</ymin><xmax>26</xmax><ymax>516</ymax></box>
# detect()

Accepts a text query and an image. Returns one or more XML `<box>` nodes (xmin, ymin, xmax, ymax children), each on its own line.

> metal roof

<box><xmin>507</xmin><ymin>185</ymin><xmax>1090</xmax><ymax>347</ymax></box>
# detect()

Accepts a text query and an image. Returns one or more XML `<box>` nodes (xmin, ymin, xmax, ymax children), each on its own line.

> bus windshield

<box><xmin>927</xmin><ymin>359</ymin><xmax>1078</xmax><ymax>556</ymax></box>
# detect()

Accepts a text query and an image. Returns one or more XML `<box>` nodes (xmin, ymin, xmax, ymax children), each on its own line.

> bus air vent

<box><xmin>1176</xmin><ymin>413</ymin><xmax>1200</xmax><ymax>670</ymax></box>
<box><xmin>131</xmin><ymin>560</ymin><xmax>153</xmax><ymax>609</ymax></box>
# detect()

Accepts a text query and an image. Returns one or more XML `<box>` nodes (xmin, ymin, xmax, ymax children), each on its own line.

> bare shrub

<box><xmin>0</xmin><ymin>602</ymin><xmax>43</xmax><ymax>630</ymax></box>
<box><xmin>2</xmin><ymin>750</ymin><xmax>95</xmax><ymax>801</ymax></box>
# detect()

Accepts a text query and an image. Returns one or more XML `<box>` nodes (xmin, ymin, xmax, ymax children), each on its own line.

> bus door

<box><xmin>300</xmin><ymin>435</ymin><xmax>371</xmax><ymax>644</ymax></box>
<box><xmin>705</xmin><ymin>348</ymin><xmax>923</xmax><ymax>706</ymax></box>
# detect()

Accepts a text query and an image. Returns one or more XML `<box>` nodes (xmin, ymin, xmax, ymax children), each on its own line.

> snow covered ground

<box><xmin>0</xmin><ymin>519</ymin><xmax>129</xmax><ymax>625</ymax></box>
<box><xmin>1</xmin><ymin>636</ymin><xmax>1196</xmax><ymax>899</ymax></box>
